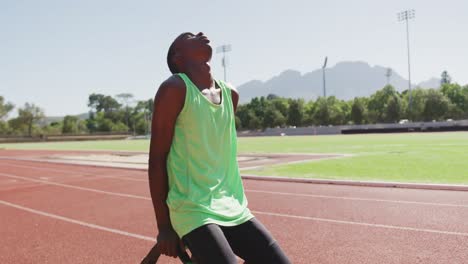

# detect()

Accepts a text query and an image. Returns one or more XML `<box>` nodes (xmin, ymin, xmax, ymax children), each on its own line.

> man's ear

<box><xmin>173</xmin><ymin>53</ymin><xmax>182</xmax><ymax>71</ymax></box>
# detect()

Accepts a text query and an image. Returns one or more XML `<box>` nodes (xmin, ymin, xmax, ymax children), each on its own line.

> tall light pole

<box><xmin>216</xmin><ymin>44</ymin><xmax>232</xmax><ymax>82</ymax></box>
<box><xmin>398</xmin><ymin>9</ymin><xmax>415</xmax><ymax>113</ymax></box>
<box><xmin>385</xmin><ymin>68</ymin><xmax>392</xmax><ymax>86</ymax></box>
<box><xmin>322</xmin><ymin>56</ymin><xmax>328</xmax><ymax>97</ymax></box>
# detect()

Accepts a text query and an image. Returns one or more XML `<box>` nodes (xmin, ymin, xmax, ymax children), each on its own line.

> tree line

<box><xmin>1</xmin><ymin>77</ymin><xmax>468</xmax><ymax>136</ymax></box>
<box><xmin>236</xmin><ymin>82</ymin><xmax>468</xmax><ymax>130</ymax></box>
<box><xmin>0</xmin><ymin>93</ymin><xmax>153</xmax><ymax>136</ymax></box>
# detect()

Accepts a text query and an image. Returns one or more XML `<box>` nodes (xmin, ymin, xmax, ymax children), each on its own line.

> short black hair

<box><xmin>167</xmin><ymin>32</ymin><xmax>192</xmax><ymax>74</ymax></box>
<box><xmin>167</xmin><ymin>41</ymin><xmax>179</xmax><ymax>74</ymax></box>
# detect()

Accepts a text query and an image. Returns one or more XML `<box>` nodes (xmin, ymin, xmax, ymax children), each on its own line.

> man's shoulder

<box><xmin>155</xmin><ymin>75</ymin><xmax>186</xmax><ymax>103</ymax></box>
<box><xmin>218</xmin><ymin>81</ymin><xmax>238</xmax><ymax>96</ymax></box>
<box><xmin>160</xmin><ymin>74</ymin><xmax>186</xmax><ymax>91</ymax></box>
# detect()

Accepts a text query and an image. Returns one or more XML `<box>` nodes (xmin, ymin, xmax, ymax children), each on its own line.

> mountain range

<box><xmin>45</xmin><ymin>61</ymin><xmax>441</xmax><ymax>120</ymax></box>
<box><xmin>237</xmin><ymin>61</ymin><xmax>441</xmax><ymax>103</ymax></box>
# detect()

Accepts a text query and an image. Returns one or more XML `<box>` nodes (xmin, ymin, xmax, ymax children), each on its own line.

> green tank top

<box><xmin>166</xmin><ymin>73</ymin><xmax>253</xmax><ymax>238</ymax></box>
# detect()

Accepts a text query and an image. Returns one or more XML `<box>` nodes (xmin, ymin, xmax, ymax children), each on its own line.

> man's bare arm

<box><xmin>148</xmin><ymin>76</ymin><xmax>185</xmax><ymax>257</ymax></box>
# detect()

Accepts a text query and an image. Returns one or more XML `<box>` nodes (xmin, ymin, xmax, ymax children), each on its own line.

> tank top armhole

<box><xmin>174</xmin><ymin>73</ymin><xmax>191</xmax><ymax>116</ymax></box>
<box><xmin>216</xmin><ymin>80</ymin><xmax>233</xmax><ymax>106</ymax></box>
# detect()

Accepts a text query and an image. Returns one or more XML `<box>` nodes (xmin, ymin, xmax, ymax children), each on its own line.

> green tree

<box><xmin>88</xmin><ymin>93</ymin><xmax>121</xmax><ymax>116</ymax></box>
<box><xmin>402</xmin><ymin>88</ymin><xmax>425</xmax><ymax>121</ymax></box>
<box><xmin>235</xmin><ymin>116</ymin><xmax>242</xmax><ymax>129</ymax></box>
<box><xmin>236</xmin><ymin>97</ymin><xmax>270</xmax><ymax>130</ymax></box>
<box><xmin>327</xmin><ymin>97</ymin><xmax>347</xmax><ymax>125</ymax></box>
<box><xmin>287</xmin><ymin>99</ymin><xmax>304</xmax><ymax>126</ymax></box>
<box><xmin>422</xmin><ymin>89</ymin><xmax>449</xmax><ymax>121</ymax></box>
<box><xmin>311</xmin><ymin>97</ymin><xmax>347</xmax><ymax>125</ymax></box>
<box><xmin>112</xmin><ymin>121</ymin><xmax>129</xmax><ymax>132</ymax></box>
<box><xmin>8</xmin><ymin>117</ymin><xmax>27</xmax><ymax>135</ymax></box>
<box><xmin>93</xmin><ymin>111</ymin><xmax>127</xmax><ymax>132</ymax></box>
<box><xmin>88</xmin><ymin>94</ymin><xmax>105</xmax><ymax>111</ymax></box>
<box><xmin>12</xmin><ymin>103</ymin><xmax>45</xmax><ymax>136</ymax></box>
<box><xmin>248</xmin><ymin>113</ymin><xmax>262</xmax><ymax>130</ymax></box>
<box><xmin>87</xmin><ymin>93</ymin><xmax>124</xmax><ymax>131</ymax></box>
<box><xmin>0</xmin><ymin>96</ymin><xmax>15</xmax><ymax>134</ymax></box>
<box><xmin>134</xmin><ymin>117</ymin><xmax>148</xmax><ymax>135</ymax></box>
<box><xmin>303</xmin><ymin>100</ymin><xmax>317</xmax><ymax>126</ymax></box>
<box><xmin>368</xmin><ymin>85</ymin><xmax>400</xmax><ymax>123</ymax></box>
<box><xmin>235</xmin><ymin>104</ymin><xmax>251</xmax><ymax>129</ymax></box>
<box><xmin>116</xmin><ymin>93</ymin><xmax>134</xmax><ymax>132</ymax></box>
<box><xmin>42</xmin><ymin>121</ymin><xmax>62</xmax><ymax>135</ymax></box>
<box><xmin>62</xmin><ymin>115</ymin><xmax>80</xmax><ymax>134</ymax></box>
<box><xmin>446</xmin><ymin>103</ymin><xmax>464</xmax><ymax>120</ymax></box>
<box><xmin>133</xmin><ymin>99</ymin><xmax>154</xmax><ymax>135</ymax></box>
<box><xmin>440</xmin><ymin>83</ymin><xmax>467</xmax><ymax>118</ymax></box>
<box><xmin>463</xmin><ymin>85</ymin><xmax>468</xmax><ymax>117</ymax></box>
<box><xmin>263</xmin><ymin>105</ymin><xmax>286</xmax><ymax>128</ymax></box>
<box><xmin>271</xmin><ymin>98</ymin><xmax>289</xmax><ymax>118</ymax></box>
<box><xmin>0</xmin><ymin>121</ymin><xmax>10</xmax><ymax>135</ymax></box>
<box><xmin>312</xmin><ymin>97</ymin><xmax>329</xmax><ymax>125</ymax></box>
<box><xmin>350</xmin><ymin>97</ymin><xmax>367</xmax><ymax>124</ymax></box>
<box><xmin>249</xmin><ymin>97</ymin><xmax>268</xmax><ymax>122</ymax></box>
<box><xmin>86</xmin><ymin>112</ymin><xmax>98</xmax><ymax>132</ymax></box>
<box><xmin>385</xmin><ymin>95</ymin><xmax>402</xmax><ymax>123</ymax></box>
<box><xmin>97</xmin><ymin>119</ymin><xmax>114</xmax><ymax>132</ymax></box>
<box><xmin>0</xmin><ymin>96</ymin><xmax>15</xmax><ymax>120</ymax></box>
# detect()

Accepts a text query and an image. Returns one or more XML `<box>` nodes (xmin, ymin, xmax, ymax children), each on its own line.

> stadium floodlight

<box><xmin>398</xmin><ymin>9</ymin><xmax>415</xmax><ymax>113</ymax></box>
<box><xmin>385</xmin><ymin>68</ymin><xmax>392</xmax><ymax>85</ymax></box>
<box><xmin>322</xmin><ymin>56</ymin><xmax>328</xmax><ymax>97</ymax></box>
<box><xmin>216</xmin><ymin>44</ymin><xmax>232</xmax><ymax>82</ymax></box>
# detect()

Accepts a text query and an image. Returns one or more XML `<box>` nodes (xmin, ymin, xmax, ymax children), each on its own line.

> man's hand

<box><xmin>157</xmin><ymin>226</ymin><xmax>185</xmax><ymax>258</ymax></box>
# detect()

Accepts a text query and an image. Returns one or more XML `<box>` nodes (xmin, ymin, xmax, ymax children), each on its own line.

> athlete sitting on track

<box><xmin>148</xmin><ymin>32</ymin><xmax>291</xmax><ymax>264</ymax></box>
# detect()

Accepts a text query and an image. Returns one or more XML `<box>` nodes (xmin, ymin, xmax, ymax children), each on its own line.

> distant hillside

<box><xmin>44</xmin><ymin>112</ymin><xmax>89</xmax><ymax>124</ymax></box>
<box><xmin>237</xmin><ymin>61</ymin><xmax>440</xmax><ymax>103</ymax></box>
<box><xmin>417</xmin><ymin>78</ymin><xmax>441</xmax><ymax>89</ymax></box>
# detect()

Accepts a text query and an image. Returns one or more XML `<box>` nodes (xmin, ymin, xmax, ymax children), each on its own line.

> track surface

<box><xmin>1</xmin><ymin>150</ymin><xmax>468</xmax><ymax>263</ymax></box>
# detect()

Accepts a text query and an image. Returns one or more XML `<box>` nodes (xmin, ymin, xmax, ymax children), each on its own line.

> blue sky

<box><xmin>1</xmin><ymin>0</ymin><xmax>467</xmax><ymax>116</ymax></box>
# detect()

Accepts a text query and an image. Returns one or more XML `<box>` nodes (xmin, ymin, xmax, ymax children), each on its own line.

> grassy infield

<box><xmin>1</xmin><ymin>132</ymin><xmax>468</xmax><ymax>184</ymax></box>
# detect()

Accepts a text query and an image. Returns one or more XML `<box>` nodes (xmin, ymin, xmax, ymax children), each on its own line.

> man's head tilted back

<box><xmin>166</xmin><ymin>32</ymin><xmax>213</xmax><ymax>74</ymax></box>
<box><xmin>166</xmin><ymin>32</ymin><xmax>188</xmax><ymax>74</ymax></box>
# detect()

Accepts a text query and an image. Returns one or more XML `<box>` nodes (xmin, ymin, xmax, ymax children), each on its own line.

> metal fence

<box><xmin>237</xmin><ymin>120</ymin><xmax>468</xmax><ymax>137</ymax></box>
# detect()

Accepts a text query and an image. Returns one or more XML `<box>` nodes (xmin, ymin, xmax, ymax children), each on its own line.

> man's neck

<box><xmin>184</xmin><ymin>62</ymin><xmax>213</xmax><ymax>90</ymax></box>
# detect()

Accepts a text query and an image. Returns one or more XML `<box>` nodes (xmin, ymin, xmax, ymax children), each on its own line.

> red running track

<box><xmin>1</xmin><ymin>153</ymin><xmax>468</xmax><ymax>263</ymax></box>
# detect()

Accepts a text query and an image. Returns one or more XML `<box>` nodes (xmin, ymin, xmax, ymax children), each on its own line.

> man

<box><xmin>148</xmin><ymin>32</ymin><xmax>290</xmax><ymax>264</ymax></box>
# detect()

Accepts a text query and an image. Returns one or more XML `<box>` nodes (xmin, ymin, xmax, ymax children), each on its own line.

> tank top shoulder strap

<box><xmin>176</xmin><ymin>73</ymin><xmax>194</xmax><ymax>92</ymax></box>
<box><xmin>174</xmin><ymin>73</ymin><xmax>197</xmax><ymax>115</ymax></box>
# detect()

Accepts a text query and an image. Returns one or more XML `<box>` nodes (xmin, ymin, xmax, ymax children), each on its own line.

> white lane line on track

<box><xmin>0</xmin><ymin>179</ymin><xmax>17</xmax><ymax>183</ymax></box>
<box><xmin>246</xmin><ymin>189</ymin><xmax>468</xmax><ymax>208</ymax></box>
<box><xmin>239</xmin><ymin>155</ymin><xmax>351</xmax><ymax>171</ymax></box>
<box><xmin>1</xmin><ymin>168</ymin><xmax>467</xmax><ymax>209</ymax></box>
<box><xmin>2</xmin><ymin>188</ymin><xmax>467</xmax><ymax>241</ymax></box>
<box><xmin>0</xmin><ymin>162</ymin><xmax>146</xmax><ymax>182</ymax></box>
<box><xmin>0</xmin><ymin>199</ymin><xmax>155</xmax><ymax>242</ymax></box>
<box><xmin>2</xmin><ymin>172</ymin><xmax>468</xmax><ymax>238</ymax></box>
<box><xmin>252</xmin><ymin>210</ymin><xmax>468</xmax><ymax>237</ymax></box>
<box><xmin>0</xmin><ymin>172</ymin><xmax>150</xmax><ymax>200</ymax></box>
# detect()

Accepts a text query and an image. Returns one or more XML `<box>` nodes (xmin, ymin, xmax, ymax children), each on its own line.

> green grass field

<box><xmin>1</xmin><ymin>132</ymin><xmax>468</xmax><ymax>184</ymax></box>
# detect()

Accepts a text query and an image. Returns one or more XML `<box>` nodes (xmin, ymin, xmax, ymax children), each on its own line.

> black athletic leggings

<box><xmin>182</xmin><ymin>218</ymin><xmax>291</xmax><ymax>264</ymax></box>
